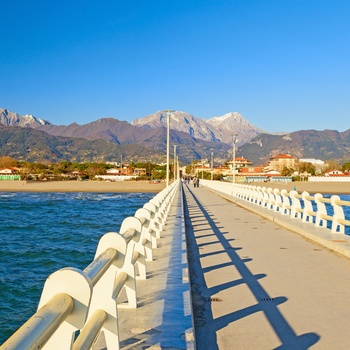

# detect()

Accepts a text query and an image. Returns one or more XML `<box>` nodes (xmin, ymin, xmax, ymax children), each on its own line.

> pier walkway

<box><xmin>183</xmin><ymin>183</ymin><xmax>350</xmax><ymax>349</ymax></box>
<box><xmin>4</xmin><ymin>182</ymin><xmax>350</xmax><ymax>349</ymax></box>
<box><xmin>95</xmin><ymin>183</ymin><xmax>194</xmax><ymax>350</ymax></box>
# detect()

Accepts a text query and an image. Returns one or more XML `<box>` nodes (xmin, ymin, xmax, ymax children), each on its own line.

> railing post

<box><xmin>144</xmin><ymin>202</ymin><xmax>161</xmax><ymax>240</ymax></box>
<box><xmin>273</xmin><ymin>188</ymin><xmax>282</xmax><ymax>212</ymax></box>
<box><xmin>118</xmin><ymin>216</ymin><xmax>143</xmax><ymax>307</ymax></box>
<box><xmin>331</xmin><ymin>195</ymin><xmax>345</xmax><ymax>233</ymax></box>
<box><xmin>267</xmin><ymin>187</ymin><xmax>275</xmax><ymax>210</ymax></box>
<box><xmin>314</xmin><ymin>193</ymin><xmax>328</xmax><ymax>228</ymax></box>
<box><xmin>134</xmin><ymin>207</ymin><xmax>155</xmax><ymax>261</ymax></box>
<box><xmin>83</xmin><ymin>232</ymin><xmax>128</xmax><ymax>350</ymax></box>
<box><xmin>290</xmin><ymin>190</ymin><xmax>302</xmax><ymax>219</ymax></box>
<box><xmin>302</xmin><ymin>192</ymin><xmax>314</xmax><ymax>223</ymax></box>
<box><xmin>280</xmin><ymin>189</ymin><xmax>291</xmax><ymax>215</ymax></box>
<box><xmin>38</xmin><ymin>268</ymin><xmax>92</xmax><ymax>349</ymax></box>
<box><xmin>22</xmin><ymin>268</ymin><xmax>93</xmax><ymax>350</ymax></box>
<box><xmin>149</xmin><ymin>198</ymin><xmax>164</xmax><ymax>232</ymax></box>
<box><xmin>252</xmin><ymin>186</ymin><xmax>259</xmax><ymax>204</ymax></box>
<box><xmin>261</xmin><ymin>187</ymin><xmax>269</xmax><ymax>208</ymax></box>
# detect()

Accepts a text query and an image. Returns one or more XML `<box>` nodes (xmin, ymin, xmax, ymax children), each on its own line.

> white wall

<box><xmin>308</xmin><ymin>176</ymin><xmax>350</xmax><ymax>183</ymax></box>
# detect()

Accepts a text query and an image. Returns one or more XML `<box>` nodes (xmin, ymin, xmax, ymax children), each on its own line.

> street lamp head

<box><xmin>233</xmin><ymin>134</ymin><xmax>237</xmax><ymax>143</ymax></box>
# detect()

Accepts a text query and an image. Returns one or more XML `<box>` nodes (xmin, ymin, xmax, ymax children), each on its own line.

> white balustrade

<box><xmin>201</xmin><ymin>179</ymin><xmax>350</xmax><ymax>235</ymax></box>
<box><xmin>2</xmin><ymin>180</ymin><xmax>180</xmax><ymax>350</ymax></box>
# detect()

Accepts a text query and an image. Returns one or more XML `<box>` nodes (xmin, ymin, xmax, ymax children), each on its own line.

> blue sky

<box><xmin>1</xmin><ymin>0</ymin><xmax>349</xmax><ymax>132</ymax></box>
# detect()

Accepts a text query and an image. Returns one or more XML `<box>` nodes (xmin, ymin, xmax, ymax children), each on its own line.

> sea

<box><xmin>0</xmin><ymin>191</ymin><xmax>155</xmax><ymax>344</ymax></box>
<box><xmin>1</xmin><ymin>191</ymin><xmax>350</xmax><ymax>344</ymax></box>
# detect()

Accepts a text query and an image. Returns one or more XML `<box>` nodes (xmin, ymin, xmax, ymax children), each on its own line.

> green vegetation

<box><xmin>298</xmin><ymin>162</ymin><xmax>316</xmax><ymax>176</ymax></box>
<box><xmin>342</xmin><ymin>162</ymin><xmax>350</xmax><ymax>172</ymax></box>
<box><xmin>2</xmin><ymin>155</ymin><xmax>350</xmax><ymax>182</ymax></box>
<box><xmin>0</xmin><ymin>156</ymin><xmax>173</xmax><ymax>181</ymax></box>
<box><xmin>196</xmin><ymin>170</ymin><xmax>223</xmax><ymax>180</ymax></box>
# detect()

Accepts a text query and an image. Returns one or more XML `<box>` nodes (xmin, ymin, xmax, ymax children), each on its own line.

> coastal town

<box><xmin>1</xmin><ymin>153</ymin><xmax>350</xmax><ymax>184</ymax></box>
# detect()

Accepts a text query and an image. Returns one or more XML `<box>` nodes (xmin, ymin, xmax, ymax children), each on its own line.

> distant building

<box><xmin>133</xmin><ymin>168</ymin><xmax>146</xmax><ymax>176</ymax></box>
<box><xmin>239</xmin><ymin>166</ymin><xmax>264</xmax><ymax>174</ymax></box>
<box><xmin>299</xmin><ymin>158</ymin><xmax>327</xmax><ymax>173</ymax></box>
<box><xmin>106</xmin><ymin>168</ymin><xmax>131</xmax><ymax>176</ymax></box>
<box><xmin>214</xmin><ymin>165</ymin><xmax>230</xmax><ymax>176</ymax></box>
<box><xmin>227</xmin><ymin>157</ymin><xmax>252</xmax><ymax>174</ymax></box>
<box><xmin>299</xmin><ymin>158</ymin><xmax>325</xmax><ymax>165</ymax></box>
<box><xmin>194</xmin><ymin>162</ymin><xmax>211</xmax><ymax>175</ymax></box>
<box><xmin>309</xmin><ymin>171</ymin><xmax>350</xmax><ymax>183</ymax></box>
<box><xmin>0</xmin><ymin>168</ymin><xmax>20</xmax><ymax>181</ymax></box>
<box><xmin>95</xmin><ymin>166</ymin><xmax>134</xmax><ymax>181</ymax></box>
<box><xmin>0</xmin><ymin>168</ymin><xmax>17</xmax><ymax>174</ymax></box>
<box><xmin>269</xmin><ymin>154</ymin><xmax>297</xmax><ymax>173</ymax></box>
<box><xmin>325</xmin><ymin>170</ymin><xmax>343</xmax><ymax>176</ymax></box>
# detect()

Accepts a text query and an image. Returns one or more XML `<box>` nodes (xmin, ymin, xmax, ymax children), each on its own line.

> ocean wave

<box><xmin>0</xmin><ymin>191</ymin><xmax>154</xmax><ymax>342</ymax></box>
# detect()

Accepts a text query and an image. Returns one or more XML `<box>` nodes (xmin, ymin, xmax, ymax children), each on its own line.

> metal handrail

<box><xmin>1</xmin><ymin>293</ymin><xmax>73</xmax><ymax>350</ymax></box>
<box><xmin>2</xmin><ymin>180</ymin><xmax>181</xmax><ymax>349</ymax></box>
<box><xmin>84</xmin><ymin>248</ymin><xmax>117</xmax><ymax>285</ymax></box>
<box><xmin>72</xmin><ymin>309</ymin><xmax>107</xmax><ymax>350</ymax></box>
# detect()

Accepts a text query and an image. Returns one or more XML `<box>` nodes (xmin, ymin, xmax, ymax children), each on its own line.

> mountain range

<box><xmin>1</xmin><ymin>107</ymin><xmax>349</xmax><ymax>165</ymax></box>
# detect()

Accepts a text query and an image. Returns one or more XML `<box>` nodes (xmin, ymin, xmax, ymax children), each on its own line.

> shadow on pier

<box><xmin>183</xmin><ymin>184</ymin><xmax>320</xmax><ymax>349</ymax></box>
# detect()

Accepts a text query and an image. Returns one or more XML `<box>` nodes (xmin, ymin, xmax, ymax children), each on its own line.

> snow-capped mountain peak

<box><xmin>0</xmin><ymin>108</ymin><xmax>51</xmax><ymax>127</ymax></box>
<box><xmin>23</xmin><ymin>114</ymin><xmax>50</xmax><ymax>126</ymax></box>
<box><xmin>132</xmin><ymin>110</ymin><xmax>222</xmax><ymax>142</ymax></box>
<box><xmin>207</xmin><ymin>112</ymin><xmax>250</xmax><ymax>128</ymax></box>
<box><xmin>206</xmin><ymin>112</ymin><xmax>265</xmax><ymax>144</ymax></box>
<box><xmin>132</xmin><ymin>110</ymin><xmax>264</xmax><ymax>145</ymax></box>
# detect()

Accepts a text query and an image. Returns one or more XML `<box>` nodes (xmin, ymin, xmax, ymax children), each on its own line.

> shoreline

<box><xmin>0</xmin><ymin>180</ymin><xmax>167</xmax><ymax>193</ymax></box>
<box><xmin>0</xmin><ymin>180</ymin><xmax>349</xmax><ymax>195</ymax></box>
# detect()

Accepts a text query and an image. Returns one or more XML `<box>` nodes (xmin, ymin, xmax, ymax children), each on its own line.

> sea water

<box><xmin>0</xmin><ymin>191</ymin><xmax>155</xmax><ymax>344</ymax></box>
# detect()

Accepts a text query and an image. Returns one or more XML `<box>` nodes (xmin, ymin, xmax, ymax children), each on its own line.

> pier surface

<box><xmin>95</xmin><ymin>183</ymin><xmax>350</xmax><ymax>349</ymax></box>
<box><xmin>5</xmin><ymin>181</ymin><xmax>350</xmax><ymax>349</ymax></box>
<box><xmin>183</xmin><ymin>183</ymin><xmax>350</xmax><ymax>349</ymax></box>
<box><xmin>96</xmin><ymin>185</ymin><xmax>194</xmax><ymax>350</ymax></box>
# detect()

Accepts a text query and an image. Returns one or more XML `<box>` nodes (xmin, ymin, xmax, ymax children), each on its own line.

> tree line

<box><xmin>1</xmin><ymin>156</ymin><xmax>349</xmax><ymax>181</ymax></box>
<box><xmin>0</xmin><ymin>156</ymin><xmax>171</xmax><ymax>181</ymax></box>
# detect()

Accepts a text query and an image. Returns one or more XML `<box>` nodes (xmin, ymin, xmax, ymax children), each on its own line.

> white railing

<box><xmin>200</xmin><ymin>180</ymin><xmax>350</xmax><ymax>235</ymax></box>
<box><xmin>2</xmin><ymin>180</ymin><xmax>180</xmax><ymax>350</ymax></box>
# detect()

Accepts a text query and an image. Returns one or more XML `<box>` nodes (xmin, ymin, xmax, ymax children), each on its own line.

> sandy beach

<box><xmin>0</xmin><ymin>180</ymin><xmax>350</xmax><ymax>194</ymax></box>
<box><xmin>0</xmin><ymin>180</ymin><xmax>167</xmax><ymax>193</ymax></box>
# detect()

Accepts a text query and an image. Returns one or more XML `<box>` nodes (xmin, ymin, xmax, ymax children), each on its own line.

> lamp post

<box><xmin>176</xmin><ymin>155</ymin><xmax>180</xmax><ymax>179</ymax></box>
<box><xmin>202</xmin><ymin>159</ymin><xmax>204</xmax><ymax>180</ymax></box>
<box><xmin>232</xmin><ymin>135</ymin><xmax>237</xmax><ymax>185</ymax></box>
<box><xmin>211</xmin><ymin>152</ymin><xmax>213</xmax><ymax>181</ymax></box>
<box><xmin>162</xmin><ymin>110</ymin><xmax>175</xmax><ymax>187</ymax></box>
<box><xmin>173</xmin><ymin>145</ymin><xmax>177</xmax><ymax>181</ymax></box>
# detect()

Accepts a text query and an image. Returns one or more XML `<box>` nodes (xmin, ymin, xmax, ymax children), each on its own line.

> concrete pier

<box><xmin>183</xmin><ymin>183</ymin><xmax>350</xmax><ymax>349</ymax></box>
<box><xmin>94</xmin><ymin>182</ymin><xmax>350</xmax><ymax>349</ymax></box>
<box><xmin>96</xmin><ymin>184</ymin><xmax>194</xmax><ymax>350</ymax></box>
